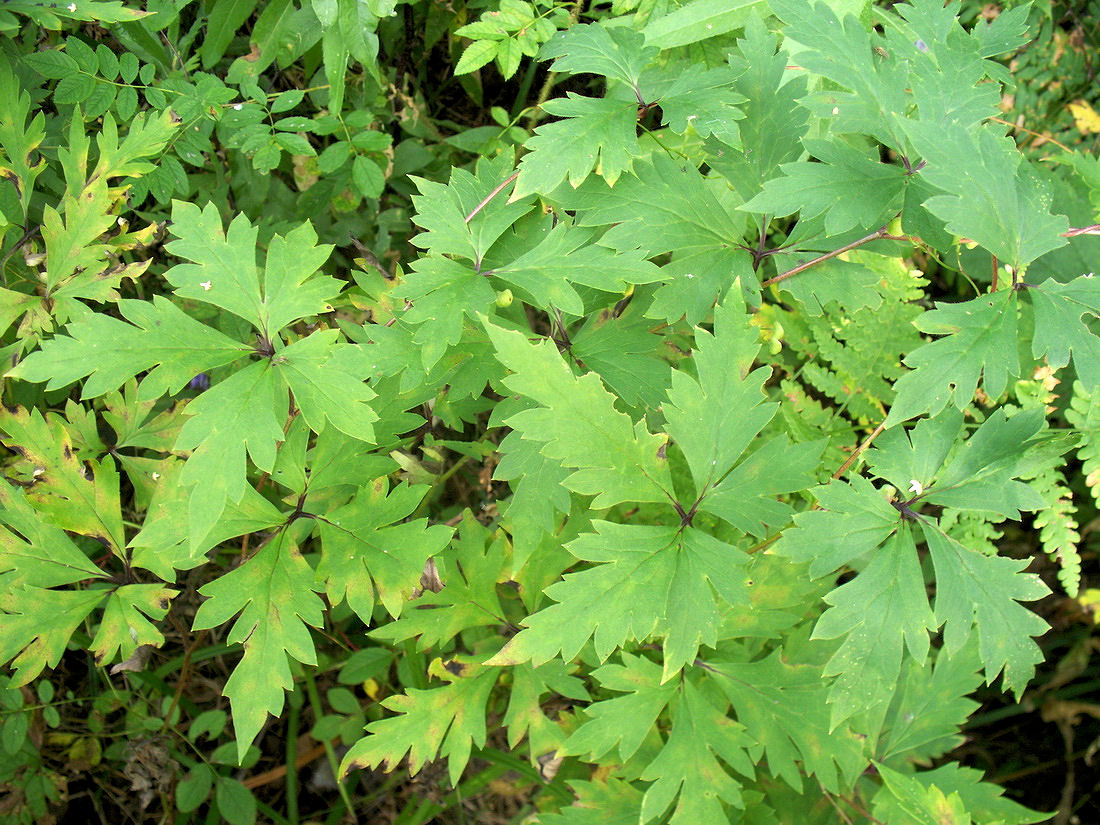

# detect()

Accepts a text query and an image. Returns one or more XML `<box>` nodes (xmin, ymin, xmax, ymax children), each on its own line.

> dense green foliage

<box><xmin>1</xmin><ymin>0</ymin><xmax>1098</xmax><ymax>823</ymax></box>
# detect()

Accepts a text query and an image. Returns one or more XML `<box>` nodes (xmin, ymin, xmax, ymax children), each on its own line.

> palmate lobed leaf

<box><xmin>511</xmin><ymin>94</ymin><xmax>639</xmax><ymax>200</ymax></box>
<box><xmin>339</xmin><ymin>657</ymin><xmax>500</xmax><ymax>786</ymax></box>
<box><xmin>922</xmin><ymin>525</ymin><xmax>1050</xmax><ymax>698</ymax></box>
<box><xmin>539</xmin><ymin>23</ymin><xmax>655</xmax><ymax>87</ymax></box>
<box><xmin>638</xmin><ymin>679</ymin><xmax>756</xmax><ymax>825</ymax></box>
<box><xmin>370</xmin><ymin>513</ymin><xmax>508</xmax><ymax>650</ymax></box>
<box><xmin>486</xmin><ymin>318</ymin><xmax>673</xmax><ymax>507</ymax></box>
<box><xmin>409</xmin><ymin>151</ymin><xmax>533</xmax><ymax>263</ymax></box>
<box><xmin>812</xmin><ymin>527</ymin><xmax>936</xmax><ymax>727</ymax></box>
<box><xmin>0</xmin><ymin>406</ymin><xmax>126</xmax><ymax>553</ymax></box>
<box><xmin>164</xmin><ymin>200</ymin><xmax>339</xmax><ymax>337</ymax></box>
<box><xmin>713</xmin><ymin>651</ymin><xmax>868</xmax><ymax>794</ymax></box>
<box><xmin>191</xmin><ymin>536</ymin><xmax>326</xmax><ymax>762</ymax></box>
<box><xmin>7</xmin><ymin>296</ymin><xmax>249</xmax><ymax>400</ymax></box>
<box><xmin>740</xmin><ymin>138</ymin><xmax>908</xmax><ymax>236</ymax></box>
<box><xmin>488</xmin><ymin>222</ymin><xmax>664</xmax><ymax>316</ymax></box>
<box><xmin>316</xmin><ymin>479</ymin><xmax>453</xmax><ymax>621</ymax></box>
<box><xmin>489</xmin><ymin>523</ymin><xmax>751</xmax><ymax>680</ymax></box>
<box><xmin>662</xmin><ymin>298</ymin><xmax>774</xmax><ymax>490</ymax></box>
<box><xmin>885</xmin><ymin>289</ymin><xmax>1020</xmax><ymax>426</ymax></box>
<box><xmin>906</xmin><ymin>121</ymin><xmax>1069</xmax><ymax>270</ymax></box>
<box><xmin>1028</xmin><ymin>274</ymin><xmax>1100</xmax><ymax>389</ymax></box>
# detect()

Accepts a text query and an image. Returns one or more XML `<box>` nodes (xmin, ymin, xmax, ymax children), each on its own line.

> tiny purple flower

<box><xmin>915</xmin><ymin>39</ymin><xmax>929</xmax><ymax>52</ymax></box>
<box><xmin>188</xmin><ymin>373</ymin><xmax>210</xmax><ymax>391</ymax></box>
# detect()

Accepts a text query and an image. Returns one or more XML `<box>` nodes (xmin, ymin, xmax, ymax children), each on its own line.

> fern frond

<box><xmin>1028</xmin><ymin>467</ymin><xmax>1082</xmax><ymax>597</ymax></box>
<box><xmin>1067</xmin><ymin>381</ymin><xmax>1100</xmax><ymax>508</ymax></box>
<box><xmin>778</xmin><ymin>255</ymin><xmax>925</xmax><ymax>424</ymax></box>
<box><xmin>939</xmin><ymin>509</ymin><xmax>1004</xmax><ymax>557</ymax></box>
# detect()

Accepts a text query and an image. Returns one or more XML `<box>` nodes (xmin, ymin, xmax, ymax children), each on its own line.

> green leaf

<box><xmin>176</xmin><ymin>765</ymin><xmax>213</xmax><ymax>813</ymax></box>
<box><xmin>643</xmin><ymin>0</ymin><xmax>766</xmax><ymax>49</ymax></box>
<box><xmin>771</xmin><ymin>0</ymin><xmax>909</xmax><ymax>150</ymax></box>
<box><xmin>8</xmin><ymin>296</ymin><xmax>248</xmax><ymax>400</ymax></box>
<box><xmin>277</xmin><ymin>333</ymin><xmax>378</xmax><ymax>442</ymax></box>
<box><xmin>398</xmin><ymin>256</ymin><xmax>497</xmax><ymax>369</ymax></box>
<box><xmin>489</xmin><ymin>223</ymin><xmax>663</xmax><ymax>314</ymax></box>
<box><xmin>339</xmin><ymin>657</ymin><xmax>500</xmax><ymax>785</ymax></box>
<box><xmin>571</xmin><ymin>310</ymin><xmax>671</xmax><ymax>409</ymax></box>
<box><xmin>1027</xmin><ymin>274</ymin><xmax>1100</xmax><ymax>389</ymax></box>
<box><xmin>539</xmin><ymin>23</ymin><xmax>655</xmax><ymax>86</ymax></box>
<box><xmin>880</xmin><ymin>642</ymin><xmax>981</xmax><ymax>763</ymax></box>
<box><xmin>0</xmin><ymin>481</ymin><xmax>108</xmax><ymax>590</ymax></box>
<box><xmin>741</xmin><ymin>139</ymin><xmax>907</xmax><ymax>235</ymax></box>
<box><xmin>485</xmin><ymin>320</ymin><xmax>673</xmax><ymax>507</ymax></box>
<box><xmin>663</xmin><ymin>299</ymin><xmax>773</xmax><ymax>489</ymax></box>
<box><xmin>536</xmin><ymin>778</ymin><xmax>644</xmax><ymax>825</ymax></box>
<box><xmin>174</xmin><ymin>360</ymin><xmax>288</xmax><ymax>547</ymax></box>
<box><xmin>906</xmin><ymin>122</ymin><xmax>1069</xmax><ymax>270</ymax></box>
<box><xmin>0</xmin><ymin>586</ymin><xmax>104</xmax><ymax>686</ymax></box>
<box><xmin>559</xmin><ymin>154</ymin><xmax>752</xmax><ymax>324</ymax></box>
<box><xmin>192</xmin><ymin>536</ymin><xmax>325</xmax><ymax>762</ymax></box>
<box><xmin>409</xmin><ymin>152</ymin><xmax>533</xmax><ymax>263</ymax></box>
<box><xmin>53</xmin><ymin>73</ymin><xmax>96</xmax><ymax>105</ymax></box>
<box><xmin>370</xmin><ymin>513</ymin><xmax>508</xmax><ymax>649</ymax></box>
<box><xmin>921</xmin><ymin>525</ymin><xmax>1049</xmax><ymax>698</ymax></box>
<box><xmin>886</xmin><ymin>290</ymin><xmax>1020</xmax><ymax>426</ymax></box>
<box><xmin>201</xmin><ymin>0</ymin><xmax>258</xmax><ymax>67</ymax></box>
<box><xmin>23</xmin><ymin>49</ymin><xmax>79</xmax><ymax>79</ymax></box>
<box><xmin>504</xmin><ymin>659</ymin><xmax>589</xmax><ymax>755</ymax></box>
<box><xmin>214</xmin><ymin>776</ymin><xmax>257</xmax><ymax>825</ymax></box>
<box><xmin>494</xmin><ymin>428</ymin><xmax>572</xmax><ymax>572</ymax></box>
<box><xmin>511</xmin><ymin>94</ymin><xmax>639</xmax><ymax>199</ymax></box>
<box><xmin>316</xmin><ymin>480</ymin><xmax>453</xmax><ymax>620</ymax></box>
<box><xmin>88</xmin><ymin>584</ymin><xmax>175</xmax><ymax>667</ymax></box>
<box><xmin>876</xmin><ymin>763</ymin><xmax>1049</xmax><ymax>825</ymax></box>
<box><xmin>712</xmin><ymin>651</ymin><xmax>867</xmax><ymax>793</ymax></box>
<box><xmin>701</xmin><ymin>436</ymin><xmax>825</xmax><ymax>537</ymax></box>
<box><xmin>565</xmin><ymin>654</ymin><xmax>676</xmax><ymax>762</ymax></box>
<box><xmin>812</xmin><ymin>528</ymin><xmax>936</xmax><ymax>726</ymax></box>
<box><xmin>40</xmin><ymin>179</ymin><xmax>115</xmax><ymax>293</ymax></box>
<box><xmin>129</xmin><ymin>462</ymin><xmax>286</xmax><ymax>580</ymax></box>
<box><xmin>489</xmin><ymin>523</ymin><xmax>750</xmax><ymax>680</ymax></box>
<box><xmin>775</xmin><ymin>474</ymin><xmax>901</xmax><ymax>578</ymax></box>
<box><xmin>639</xmin><ymin>678</ymin><xmax>756</xmax><ymax>825</ymax></box>
<box><xmin>644</xmin><ymin>62</ymin><xmax>746</xmax><ymax>148</ymax></box>
<box><xmin>352</xmin><ymin>154</ymin><xmax>384</xmax><ymax>198</ymax></box>
<box><xmin>164</xmin><ymin>201</ymin><xmax>338</xmax><ymax>336</ymax></box>
<box><xmin>454</xmin><ymin>39</ymin><xmax>498</xmax><ymax>75</ymax></box>
<box><xmin>873</xmin><ymin>763</ymin><xmax>970</xmax><ymax>825</ymax></box>
<box><xmin>868</xmin><ymin>408</ymin><xmax>1046</xmax><ymax>520</ymax></box>
<box><xmin>0</xmin><ymin>407</ymin><xmax>125</xmax><ymax>553</ymax></box>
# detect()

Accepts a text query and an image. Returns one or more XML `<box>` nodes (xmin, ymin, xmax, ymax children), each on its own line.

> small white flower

<box><xmin>232</xmin><ymin>103</ymin><xmax>243</xmax><ymax>111</ymax></box>
<box><xmin>908</xmin><ymin>479</ymin><xmax>923</xmax><ymax>496</ymax></box>
<box><xmin>68</xmin><ymin>2</ymin><xmax>77</xmax><ymax>11</ymax></box>
<box><xmin>152</xmin><ymin>472</ymin><xmax>160</xmax><ymax>481</ymax></box>
<box><xmin>832</xmin><ymin>106</ymin><xmax>840</xmax><ymax>115</ymax></box>
<box><xmin>200</xmin><ymin>280</ymin><xmax>212</xmax><ymax>291</ymax></box>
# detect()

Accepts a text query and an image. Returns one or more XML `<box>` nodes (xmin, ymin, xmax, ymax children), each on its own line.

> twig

<box><xmin>1064</xmin><ymin>223</ymin><xmax>1100</xmax><ymax>237</ymax></box>
<box><xmin>464</xmin><ymin>171</ymin><xmax>520</xmax><ymax>223</ymax></box>
<box><xmin>832</xmin><ymin>418</ymin><xmax>888</xmax><ymax>480</ymax></box>
<box><xmin>990</xmin><ymin>115</ymin><xmax>1073</xmax><ymax>153</ymax></box>
<box><xmin>761</xmin><ymin>225</ymin><xmax>898</xmax><ymax>288</ymax></box>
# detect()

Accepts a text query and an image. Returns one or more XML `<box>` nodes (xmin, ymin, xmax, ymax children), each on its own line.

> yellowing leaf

<box><xmin>1069</xmin><ymin>100</ymin><xmax>1100</xmax><ymax>134</ymax></box>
